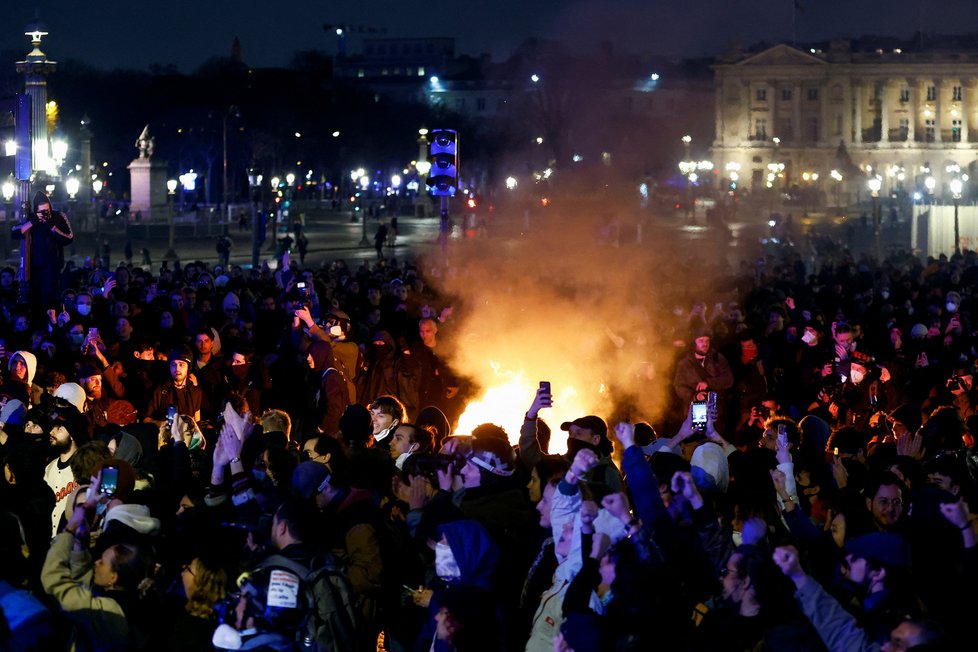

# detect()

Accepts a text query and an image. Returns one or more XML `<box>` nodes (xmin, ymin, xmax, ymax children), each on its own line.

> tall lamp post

<box><xmin>92</xmin><ymin>179</ymin><xmax>104</xmax><ymax>245</ymax></box>
<box><xmin>868</xmin><ymin>176</ymin><xmax>882</xmax><ymax>260</ymax></box>
<box><xmin>358</xmin><ymin>173</ymin><xmax>371</xmax><ymax>246</ymax></box>
<box><xmin>222</xmin><ymin>106</ymin><xmax>240</xmax><ymax>224</ymax></box>
<box><xmin>165</xmin><ymin>179</ymin><xmax>179</xmax><ymax>261</ymax></box>
<box><xmin>247</xmin><ymin>168</ymin><xmax>262</xmax><ymax>268</ymax></box>
<box><xmin>65</xmin><ymin>175</ymin><xmax>79</xmax><ymax>219</ymax></box>
<box><xmin>2</xmin><ymin>178</ymin><xmax>14</xmax><ymax>255</ymax></box>
<box><xmin>925</xmin><ymin>176</ymin><xmax>936</xmax><ymax>206</ymax></box>
<box><xmin>950</xmin><ymin>177</ymin><xmax>963</xmax><ymax>255</ymax></box>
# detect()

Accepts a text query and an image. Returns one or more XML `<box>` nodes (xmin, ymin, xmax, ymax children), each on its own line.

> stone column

<box><xmin>715</xmin><ymin>79</ymin><xmax>725</xmax><ymax>147</ymax></box>
<box><xmin>961</xmin><ymin>79</ymin><xmax>970</xmax><ymax>143</ymax></box>
<box><xmin>744</xmin><ymin>80</ymin><xmax>753</xmax><ymax>141</ymax></box>
<box><xmin>854</xmin><ymin>80</ymin><xmax>863</xmax><ymax>144</ymax></box>
<box><xmin>819</xmin><ymin>80</ymin><xmax>830</xmax><ymax>146</ymax></box>
<box><xmin>794</xmin><ymin>83</ymin><xmax>803</xmax><ymax>143</ymax></box>
<box><xmin>935</xmin><ymin>79</ymin><xmax>943</xmax><ymax>142</ymax></box>
<box><xmin>879</xmin><ymin>79</ymin><xmax>890</xmax><ymax>143</ymax></box>
<box><xmin>907</xmin><ymin>78</ymin><xmax>916</xmax><ymax>142</ymax></box>
<box><xmin>770</xmin><ymin>79</ymin><xmax>779</xmax><ymax>139</ymax></box>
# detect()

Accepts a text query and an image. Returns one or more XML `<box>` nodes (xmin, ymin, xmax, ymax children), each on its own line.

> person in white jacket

<box><xmin>524</xmin><ymin>449</ymin><xmax>629</xmax><ymax>652</ymax></box>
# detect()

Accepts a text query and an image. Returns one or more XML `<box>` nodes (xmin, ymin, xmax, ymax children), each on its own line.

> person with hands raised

<box><xmin>42</xmin><ymin>468</ymin><xmax>154</xmax><ymax>652</ymax></box>
<box><xmin>519</xmin><ymin>384</ymin><xmax>554</xmax><ymax>470</ymax></box>
<box><xmin>772</xmin><ymin>544</ymin><xmax>946</xmax><ymax>652</ymax></box>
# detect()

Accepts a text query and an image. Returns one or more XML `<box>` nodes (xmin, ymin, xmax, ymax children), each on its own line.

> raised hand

<box><xmin>527</xmin><ymin>386</ymin><xmax>553</xmax><ymax>419</ymax></box>
<box><xmin>614</xmin><ymin>422</ymin><xmax>635</xmax><ymax>450</ymax></box>
<box><xmin>567</xmin><ymin>448</ymin><xmax>599</xmax><ymax>484</ymax></box>
<box><xmin>772</xmin><ymin>545</ymin><xmax>807</xmax><ymax>587</ymax></box>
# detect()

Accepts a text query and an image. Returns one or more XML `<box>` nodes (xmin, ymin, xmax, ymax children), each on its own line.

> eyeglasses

<box><xmin>181</xmin><ymin>563</ymin><xmax>195</xmax><ymax>577</ymax></box>
<box><xmin>302</xmin><ymin>450</ymin><xmax>320</xmax><ymax>461</ymax></box>
<box><xmin>719</xmin><ymin>566</ymin><xmax>738</xmax><ymax>579</ymax></box>
<box><xmin>875</xmin><ymin>497</ymin><xmax>903</xmax><ymax>509</ymax></box>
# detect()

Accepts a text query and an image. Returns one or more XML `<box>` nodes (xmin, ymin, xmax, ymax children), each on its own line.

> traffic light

<box><xmin>426</xmin><ymin>129</ymin><xmax>457</xmax><ymax>197</ymax></box>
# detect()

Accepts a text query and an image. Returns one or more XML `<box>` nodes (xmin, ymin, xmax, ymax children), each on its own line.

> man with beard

<box><xmin>774</xmin><ymin>533</ymin><xmax>921</xmax><ymax>651</ymax></box>
<box><xmin>143</xmin><ymin>346</ymin><xmax>202</xmax><ymax>422</ymax></box>
<box><xmin>42</xmin><ymin>401</ymin><xmax>89</xmax><ymax>537</ymax></box>
<box><xmin>673</xmin><ymin>327</ymin><xmax>734</xmax><ymax>411</ymax></box>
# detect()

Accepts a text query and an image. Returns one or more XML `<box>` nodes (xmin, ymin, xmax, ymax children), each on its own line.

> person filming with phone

<box><xmin>673</xmin><ymin>325</ymin><xmax>734</xmax><ymax>426</ymax></box>
<box><xmin>12</xmin><ymin>190</ymin><xmax>74</xmax><ymax>315</ymax></box>
<box><xmin>42</xmin><ymin>466</ymin><xmax>160</xmax><ymax>652</ymax></box>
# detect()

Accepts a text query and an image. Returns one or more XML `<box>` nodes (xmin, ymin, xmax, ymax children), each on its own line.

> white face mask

<box><xmin>77</xmin><ymin>304</ymin><xmax>92</xmax><ymax>316</ymax></box>
<box><xmin>394</xmin><ymin>446</ymin><xmax>416</xmax><ymax>470</ymax></box>
<box><xmin>801</xmin><ymin>330</ymin><xmax>816</xmax><ymax>345</ymax></box>
<box><xmin>880</xmin><ymin>291</ymin><xmax>890</xmax><ymax>300</ymax></box>
<box><xmin>850</xmin><ymin>368</ymin><xmax>865</xmax><ymax>385</ymax></box>
<box><xmin>329</xmin><ymin>324</ymin><xmax>344</xmax><ymax>338</ymax></box>
<box><xmin>947</xmin><ymin>303</ymin><xmax>958</xmax><ymax>314</ymax></box>
<box><xmin>434</xmin><ymin>541</ymin><xmax>460</xmax><ymax>580</ymax></box>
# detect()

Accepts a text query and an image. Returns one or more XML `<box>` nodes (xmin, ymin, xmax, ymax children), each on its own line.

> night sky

<box><xmin>2</xmin><ymin>1</ymin><xmax>977</xmax><ymax>71</ymax></box>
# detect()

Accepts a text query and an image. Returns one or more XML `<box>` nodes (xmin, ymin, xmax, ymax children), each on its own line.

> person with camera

<box><xmin>11</xmin><ymin>191</ymin><xmax>74</xmax><ymax>315</ymax></box>
<box><xmin>42</xmin><ymin>468</ymin><xmax>157</xmax><ymax>652</ymax></box>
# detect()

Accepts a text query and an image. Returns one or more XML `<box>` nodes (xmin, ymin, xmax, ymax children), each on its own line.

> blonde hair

<box><xmin>185</xmin><ymin>558</ymin><xmax>228</xmax><ymax>619</ymax></box>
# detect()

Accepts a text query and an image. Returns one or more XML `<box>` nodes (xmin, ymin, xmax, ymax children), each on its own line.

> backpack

<box><xmin>256</xmin><ymin>554</ymin><xmax>358</xmax><ymax>652</ymax></box>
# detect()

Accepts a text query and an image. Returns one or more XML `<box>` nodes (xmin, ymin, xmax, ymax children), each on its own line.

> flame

<box><xmin>455</xmin><ymin>361</ymin><xmax>590</xmax><ymax>453</ymax></box>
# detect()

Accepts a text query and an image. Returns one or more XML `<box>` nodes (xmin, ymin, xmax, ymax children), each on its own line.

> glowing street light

<box><xmin>391</xmin><ymin>174</ymin><xmax>402</xmax><ymax>189</ymax></box>
<box><xmin>530</xmin><ymin>74</ymin><xmax>540</xmax><ymax>83</ymax></box>
<box><xmin>505</xmin><ymin>176</ymin><xmax>518</xmax><ymax>190</ymax></box>
<box><xmin>51</xmin><ymin>138</ymin><xmax>68</xmax><ymax>164</ymax></box>
<box><xmin>286</xmin><ymin>172</ymin><xmax>296</xmax><ymax>186</ymax></box>
<box><xmin>166</xmin><ymin>179</ymin><xmax>178</xmax><ymax>195</ymax></box>
<box><xmin>65</xmin><ymin>176</ymin><xmax>80</xmax><ymax>199</ymax></box>
<box><xmin>4</xmin><ymin>141</ymin><xmax>15</xmax><ymax>157</ymax></box>
<box><xmin>179</xmin><ymin>170</ymin><xmax>198</xmax><ymax>191</ymax></box>
<box><xmin>2</xmin><ymin>179</ymin><xmax>15</xmax><ymax>201</ymax></box>
<box><xmin>415</xmin><ymin>160</ymin><xmax>431</xmax><ymax>176</ymax></box>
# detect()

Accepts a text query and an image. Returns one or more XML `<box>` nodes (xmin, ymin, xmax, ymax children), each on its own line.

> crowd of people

<box><xmin>0</xmin><ymin>192</ymin><xmax>975</xmax><ymax>652</ymax></box>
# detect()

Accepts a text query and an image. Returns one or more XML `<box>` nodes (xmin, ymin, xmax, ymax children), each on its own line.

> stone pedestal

<box><xmin>127</xmin><ymin>157</ymin><xmax>168</xmax><ymax>220</ymax></box>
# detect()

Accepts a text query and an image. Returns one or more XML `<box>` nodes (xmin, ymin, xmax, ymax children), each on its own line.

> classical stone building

<box><xmin>711</xmin><ymin>40</ymin><xmax>978</xmax><ymax>202</ymax></box>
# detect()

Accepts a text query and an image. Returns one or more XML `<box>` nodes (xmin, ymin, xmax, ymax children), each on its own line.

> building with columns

<box><xmin>711</xmin><ymin>38</ymin><xmax>978</xmax><ymax>202</ymax></box>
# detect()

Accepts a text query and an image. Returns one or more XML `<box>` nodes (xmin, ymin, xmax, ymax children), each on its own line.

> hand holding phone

<box><xmin>101</xmin><ymin>465</ymin><xmax>120</xmax><ymax>497</ymax></box>
<box><xmin>691</xmin><ymin>401</ymin><xmax>708</xmax><ymax>431</ymax></box>
<box><xmin>777</xmin><ymin>424</ymin><xmax>788</xmax><ymax>448</ymax></box>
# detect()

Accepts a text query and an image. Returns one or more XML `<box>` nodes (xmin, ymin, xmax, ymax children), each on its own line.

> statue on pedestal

<box><xmin>135</xmin><ymin>125</ymin><xmax>154</xmax><ymax>159</ymax></box>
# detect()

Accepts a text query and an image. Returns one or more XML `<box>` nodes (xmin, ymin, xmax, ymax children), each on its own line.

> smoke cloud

<box><xmin>425</xmin><ymin>202</ymin><xmax>737</xmax><ymax>451</ymax></box>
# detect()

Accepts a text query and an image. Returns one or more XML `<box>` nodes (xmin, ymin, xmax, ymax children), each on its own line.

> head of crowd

<box><xmin>0</xmin><ymin>231</ymin><xmax>976</xmax><ymax>652</ymax></box>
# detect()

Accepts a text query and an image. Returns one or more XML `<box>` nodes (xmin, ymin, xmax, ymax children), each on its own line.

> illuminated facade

<box><xmin>711</xmin><ymin>40</ymin><xmax>978</xmax><ymax>198</ymax></box>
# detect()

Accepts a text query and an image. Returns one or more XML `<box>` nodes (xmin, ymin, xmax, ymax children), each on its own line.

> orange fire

<box><xmin>455</xmin><ymin>361</ymin><xmax>594</xmax><ymax>453</ymax></box>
